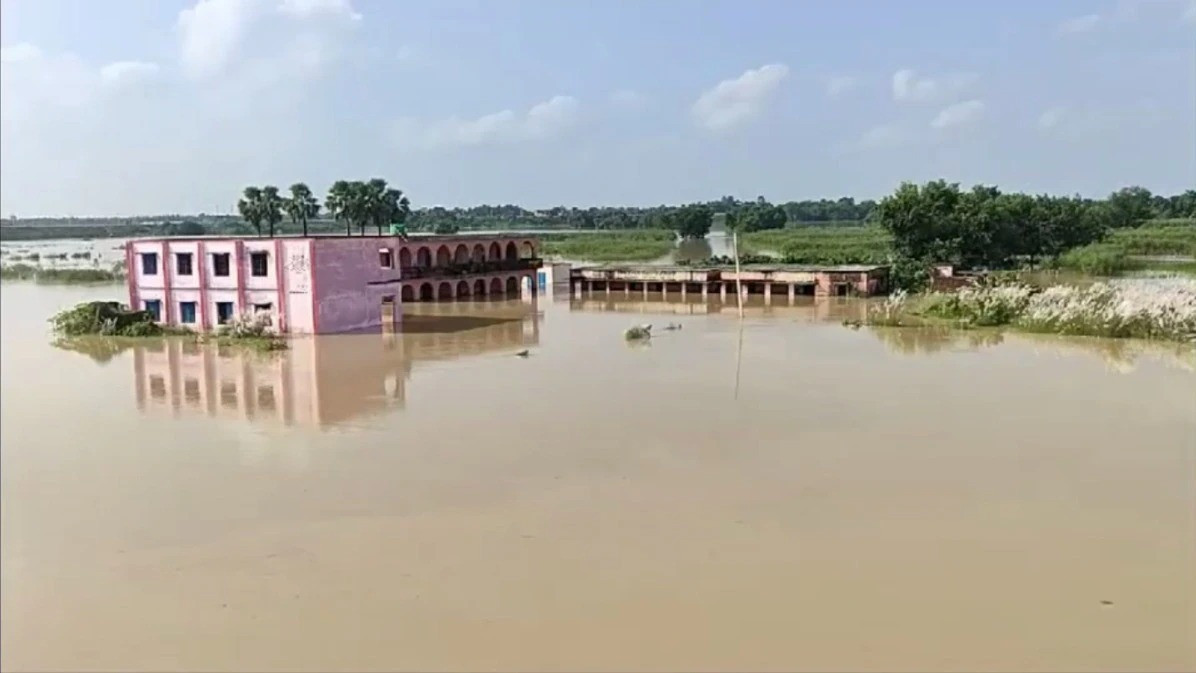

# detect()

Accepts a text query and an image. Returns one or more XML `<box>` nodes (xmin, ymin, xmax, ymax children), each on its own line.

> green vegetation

<box><xmin>540</xmin><ymin>230</ymin><xmax>675</xmax><ymax>262</ymax></box>
<box><xmin>49</xmin><ymin>301</ymin><xmax>287</xmax><ymax>351</ymax></box>
<box><xmin>867</xmin><ymin>279</ymin><xmax>1196</xmax><ymax>342</ymax></box>
<box><xmin>740</xmin><ymin>226</ymin><xmax>892</xmax><ymax>264</ymax></box>
<box><xmin>51</xmin><ymin>301</ymin><xmax>175</xmax><ymax>337</ymax></box>
<box><xmin>1</xmin><ymin>263</ymin><xmax>124</xmax><ymax>284</ymax></box>
<box><xmin>324</xmin><ymin>178</ymin><xmax>411</xmax><ymax>236</ymax></box>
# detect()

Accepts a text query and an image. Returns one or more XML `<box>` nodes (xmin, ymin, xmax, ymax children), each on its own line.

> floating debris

<box><xmin>624</xmin><ymin>324</ymin><xmax>653</xmax><ymax>341</ymax></box>
<box><xmin>514</xmin><ymin>349</ymin><xmax>530</xmax><ymax>358</ymax></box>
<box><xmin>662</xmin><ymin>323</ymin><xmax>683</xmax><ymax>331</ymax></box>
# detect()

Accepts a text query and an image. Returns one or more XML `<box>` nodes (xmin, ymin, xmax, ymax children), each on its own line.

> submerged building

<box><xmin>125</xmin><ymin>234</ymin><xmax>541</xmax><ymax>334</ymax></box>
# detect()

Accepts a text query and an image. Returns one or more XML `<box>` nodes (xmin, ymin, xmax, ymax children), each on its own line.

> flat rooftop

<box><xmin>126</xmin><ymin>232</ymin><xmax>540</xmax><ymax>243</ymax></box>
<box><xmin>574</xmin><ymin>263</ymin><xmax>888</xmax><ymax>273</ymax></box>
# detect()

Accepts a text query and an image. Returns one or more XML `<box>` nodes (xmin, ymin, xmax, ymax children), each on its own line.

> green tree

<box><xmin>875</xmin><ymin>180</ymin><xmax>964</xmax><ymax>263</ymax></box>
<box><xmin>325</xmin><ymin>180</ymin><xmax>353</xmax><ymax>235</ymax></box>
<box><xmin>237</xmin><ymin>186</ymin><xmax>264</xmax><ymax>236</ymax></box>
<box><xmin>259</xmin><ymin>186</ymin><xmax>284</xmax><ymax>238</ymax></box>
<box><xmin>737</xmin><ymin>201</ymin><xmax>788</xmax><ymax>232</ymax></box>
<box><xmin>1105</xmin><ymin>186</ymin><xmax>1153</xmax><ymax>228</ymax></box>
<box><xmin>673</xmin><ymin>204</ymin><xmax>712</xmax><ymax>239</ymax></box>
<box><xmin>285</xmin><ymin>183</ymin><xmax>320</xmax><ymax>237</ymax></box>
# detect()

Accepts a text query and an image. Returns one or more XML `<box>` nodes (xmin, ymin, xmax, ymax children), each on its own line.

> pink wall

<box><xmin>127</xmin><ymin>238</ymin><xmax>303</xmax><ymax>332</ymax></box>
<box><xmin>310</xmin><ymin>237</ymin><xmax>405</xmax><ymax>334</ymax></box>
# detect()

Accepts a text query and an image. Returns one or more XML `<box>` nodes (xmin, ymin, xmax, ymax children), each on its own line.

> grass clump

<box><xmin>872</xmin><ymin>279</ymin><xmax>1196</xmax><ymax>341</ymax></box>
<box><xmin>212</xmin><ymin>312</ymin><xmax>288</xmax><ymax>351</ymax></box>
<box><xmin>540</xmin><ymin>230</ymin><xmax>676</xmax><ymax>262</ymax></box>
<box><xmin>741</xmin><ymin>226</ymin><xmax>893</xmax><ymax>265</ymax></box>
<box><xmin>2</xmin><ymin>264</ymin><xmax>124</xmax><ymax>283</ymax></box>
<box><xmin>50</xmin><ymin>301</ymin><xmax>175</xmax><ymax>337</ymax></box>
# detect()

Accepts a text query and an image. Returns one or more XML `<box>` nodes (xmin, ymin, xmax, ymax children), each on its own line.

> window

<box><xmin>144</xmin><ymin>299</ymin><xmax>161</xmax><ymax>321</ymax></box>
<box><xmin>257</xmin><ymin>385</ymin><xmax>276</xmax><ymax>411</ymax></box>
<box><xmin>253</xmin><ymin>303</ymin><xmax>273</xmax><ymax>313</ymax></box>
<box><xmin>379</xmin><ymin>248</ymin><xmax>393</xmax><ymax>268</ymax></box>
<box><xmin>183</xmin><ymin>378</ymin><xmax>201</xmax><ymax>403</ymax></box>
<box><xmin>212</xmin><ymin>253</ymin><xmax>231</xmax><ymax>277</ymax></box>
<box><xmin>219</xmin><ymin>381</ymin><xmax>237</xmax><ymax>408</ymax></box>
<box><xmin>250</xmin><ymin>251</ymin><xmax>269</xmax><ymax>277</ymax></box>
<box><xmin>176</xmin><ymin>252</ymin><xmax>193</xmax><ymax>276</ymax></box>
<box><xmin>141</xmin><ymin>252</ymin><xmax>158</xmax><ymax>275</ymax></box>
<box><xmin>216</xmin><ymin>301</ymin><xmax>234</xmax><ymax>325</ymax></box>
<box><xmin>149</xmin><ymin>375</ymin><xmax>167</xmax><ymax>399</ymax></box>
<box><xmin>179</xmin><ymin>301</ymin><xmax>197</xmax><ymax>324</ymax></box>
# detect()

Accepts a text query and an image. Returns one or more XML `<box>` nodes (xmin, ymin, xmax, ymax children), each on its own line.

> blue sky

<box><xmin>1</xmin><ymin>0</ymin><xmax>1193</xmax><ymax>216</ymax></box>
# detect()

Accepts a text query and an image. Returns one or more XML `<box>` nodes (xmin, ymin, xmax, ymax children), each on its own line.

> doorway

<box><xmin>380</xmin><ymin>295</ymin><xmax>396</xmax><ymax>333</ymax></box>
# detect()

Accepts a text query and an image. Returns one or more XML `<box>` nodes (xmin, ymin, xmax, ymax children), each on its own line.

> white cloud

<box><xmin>850</xmin><ymin>122</ymin><xmax>911</xmax><ymax>151</ymax></box>
<box><xmin>1036</xmin><ymin>100</ymin><xmax>1166</xmax><ymax>139</ymax></box>
<box><xmin>100</xmin><ymin>61</ymin><xmax>161</xmax><ymax>85</ymax></box>
<box><xmin>1</xmin><ymin>43</ymin><xmax>42</xmax><ymax>63</ymax></box>
<box><xmin>692</xmin><ymin>63</ymin><xmax>789</xmax><ymax>131</ymax></box>
<box><xmin>610</xmin><ymin>89</ymin><xmax>646</xmax><ymax>107</ymax></box>
<box><xmin>177</xmin><ymin>0</ymin><xmax>359</xmax><ymax>80</ymax></box>
<box><xmin>278</xmin><ymin>0</ymin><xmax>361</xmax><ymax>20</ymax></box>
<box><xmin>393</xmin><ymin>95</ymin><xmax>581</xmax><ymax>149</ymax></box>
<box><xmin>891</xmin><ymin>68</ymin><xmax>976</xmax><ymax>104</ymax></box>
<box><xmin>1058</xmin><ymin>13</ymin><xmax>1102</xmax><ymax>34</ymax></box>
<box><xmin>931</xmin><ymin>99</ymin><xmax>985</xmax><ymax>129</ymax></box>
<box><xmin>1037</xmin><ymin>106</ymin><xmax>1067</xmax><ymax>130</ymax></box>
<box><xmin>824</xmin><ymin>75</ymin><xmax>857</xmax><ymax>98</ymax></box>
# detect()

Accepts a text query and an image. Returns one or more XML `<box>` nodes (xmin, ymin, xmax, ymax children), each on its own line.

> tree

<box><xmin>259</xmin><ymin>186</ymin><xmax>284</xmax><ymax>238</ymax></box>
<box><xmin>1105</xmin><ymin>186</ymin><xmax>1153</xmax><ymax>228</ymax></box>
<box><xmin>875</xmin><ymin>180</ymin><xmax>964</xmax><ymax>263</ymax></box>
<box><xmin>673</xmin><ymin>204</ymin><xmax>713</xmax><ymax>239</ymax></box>
<box><xmin>285</xmin><ymin>183</ymin><xmax>320</xmax><ymax>237</ymax></box>
<box><xmin>325</xmin><ymin>180</ymin><xmax>353</xmax><ymax>235</ymax></box>
<box><xmin>237</xmin><ymin>186</ymin><xmax>264</xmax><ymax>236</ymax></box>
<box><xmin>737</xmin><ymin>201</ymin><xmax>788</xmax><ymax>232</ymax></box>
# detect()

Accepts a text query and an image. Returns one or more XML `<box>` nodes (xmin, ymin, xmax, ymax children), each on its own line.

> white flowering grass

<box><xmin>871</xmin><ymin>278</ymin><xmax>1196</xmax><ymax>342</ymax></box>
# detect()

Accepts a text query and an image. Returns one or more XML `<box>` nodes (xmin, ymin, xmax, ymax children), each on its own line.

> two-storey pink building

<box><xmin>125</xmin><ymin>234</ymin><xmax>541</xmax><ymax>334</ymax></box>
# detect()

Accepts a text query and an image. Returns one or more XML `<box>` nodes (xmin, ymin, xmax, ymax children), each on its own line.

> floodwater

<box><xmin>2</xmin><ymin>281</ymin><xmax>1194</xmax><ymax>673</ymax></box>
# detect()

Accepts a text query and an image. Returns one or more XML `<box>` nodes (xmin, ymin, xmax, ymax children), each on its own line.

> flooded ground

<box><xmin>2</xmin><ymin>281</ymin><xmax>1194</xmax><ymax>672</ymax></box>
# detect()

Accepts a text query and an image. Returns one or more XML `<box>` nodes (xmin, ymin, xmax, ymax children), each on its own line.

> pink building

<box><xmin>125</xmin><ymin>234</ymin><xmax>541</xmax><ymax>334</ymax></box>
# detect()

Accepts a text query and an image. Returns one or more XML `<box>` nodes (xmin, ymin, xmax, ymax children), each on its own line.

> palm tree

<box><xmin>238</xmin><ymin>186</ymin><xmax>264</xmax><ymax>236</ymax></box>
<box><xmin>286</xmin><ymin>183</ymin><xmax>320</xmax><ymax>237</ymax></box>
<box><xmin>260</xmin><ymin>186</ymin><xmax>284</xmax><ymax>238</ymax></box>
<box><xmin>326</xmin><ymin>180</ymin><xmax>352</xmax><ymax>235</ymax></box>
<box><xmin>382</xmin><ymin>187</ymin><xmax>411</xmax><ymax>235</ymax></box>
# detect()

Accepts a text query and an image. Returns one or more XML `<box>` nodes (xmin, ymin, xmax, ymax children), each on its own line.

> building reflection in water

<box><xmin>132</xmin><ymin>302</ymin><xmax>540</xmax><ymax>428</ymax></box>
<box><xmin>566</xmin><ymin>293</ymin><xmax>870</xmax><ymax>323</ymax></box>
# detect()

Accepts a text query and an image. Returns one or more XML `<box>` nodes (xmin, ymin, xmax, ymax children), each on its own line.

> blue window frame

<box><xmin>144</xmin><ymin>299</ymin><xmax>162</xmax><ymax>321</ymax></box>
<box><xmin>179</xmin><ymin>301</ymin><xmax>197</xmax><ymax>324</ymax></box>
<box><xmin>216</xmin><ymin>301</ymin><xmax>235</xmax><ymax>324</ymax></box>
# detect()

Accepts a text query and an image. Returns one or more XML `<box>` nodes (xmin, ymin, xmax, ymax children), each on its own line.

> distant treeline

<box><xmin>3</xmin><ymin>186</ymin><xmax>1193</xmax><ymax>242</ymax></box>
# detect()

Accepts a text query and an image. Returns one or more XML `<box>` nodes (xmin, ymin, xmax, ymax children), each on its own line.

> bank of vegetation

<box><xmin>867</xmin><ymin>278</ymin><xmax>1196</xmax><ymax>342</ymax></box>
<box><xmin>49</xmin><ymin>302</ymin><xmax>287</xmax><ymax>352</ymax></box>
<box><xmin>1</xmin><ymin>263</ymin><xmax>124</xmax><ymax>284</ymax></box>
<box><xmin>539</xmin><ymin>230</ymin><xmax>676</xmax><ymax>262</ymax></box>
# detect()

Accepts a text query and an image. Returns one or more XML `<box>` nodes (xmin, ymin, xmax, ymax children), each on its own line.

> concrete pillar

<box><xmin>625</xmin><ymin>283</ymin><xmax>630</xmax><ymax>297</ymax></box>
<box><xmin>788</xmin><ymin>283</ymin><xmax>796</xmax><ymax>305</ymax></box>
<box><xmin>643</xmin><ymin>283</ymin><xmax>649</xmax><ymax>300</ymax></box>
<box><xmin>720</xmin><ymin>284</ymin><xmax>727</xmax><ymax>301</ymax></box>
<box><xmin>587</xmin><ymin>281</ymin><xmax>594</xmax><ymax>294</ymax></box>
<box><xmin>605</xmin><ymin>282</ymin><xmax>611</xmax><ymax>296</ymax></box>
<box><xmin>681</xmin><ymin>283</ymin><xmax>687</xmax><ymax>301</ymax></box>
<box><xmin>702</xmin><ymin>284</ymin><xmax>709</xmax><ymax>300</ymax></box>
<box><xmin>764</xmin><ymin>283</ymin><xmax>772</xmax><ymax>305</ymax></box>
<box><xmin>661</xmin><ymin>282</ymin><xmax>668</xmax><ymax>299</ymax></box>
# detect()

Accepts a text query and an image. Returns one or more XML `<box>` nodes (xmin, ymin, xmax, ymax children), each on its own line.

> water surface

<box><xmin>2</xmin><ymin>281</ymin><xmax>1194</xmax><ymax>672</ymax></box>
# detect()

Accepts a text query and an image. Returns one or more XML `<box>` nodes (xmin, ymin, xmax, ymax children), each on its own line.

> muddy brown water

<box><xmin>2</xmin><ymin>282</ymin><xmax>1194</xmax><ymax>672</ymax></box>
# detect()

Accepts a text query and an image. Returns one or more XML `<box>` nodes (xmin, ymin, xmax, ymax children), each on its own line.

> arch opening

<box><xmin>418</xmin><ymin>283</ymin><xmax>434</xmax><ymax>301</ymax></box>
<box><xmin>437</xmin><ymin>282</ymin><xmax>453</xmax><ymax>300</ymax></box>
